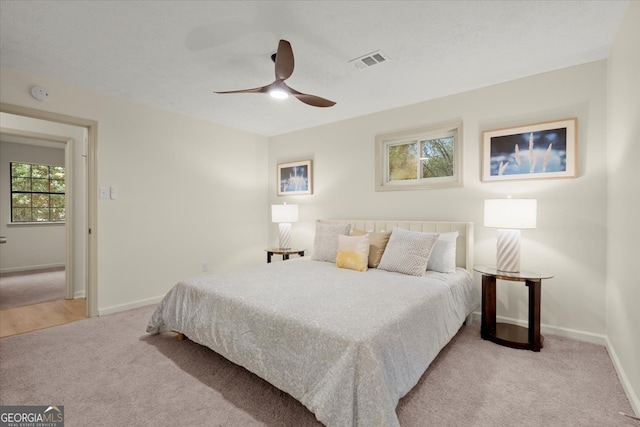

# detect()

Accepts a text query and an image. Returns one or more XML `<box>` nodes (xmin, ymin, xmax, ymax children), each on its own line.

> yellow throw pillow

<box><xmin>336</xmin><ymin>234</ymin><xmax>370</xmax><ymax>272</ymax></box>
<box><xmin>352</xmin><ymin>229</ymin><xmax>391</xmax><ymax>268</ymax></box>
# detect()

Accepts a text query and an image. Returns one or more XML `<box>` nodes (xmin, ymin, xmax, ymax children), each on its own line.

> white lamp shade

<box><xmin>271</xmin><ymin>204</ymin><xmax>299</xmax><ymax>223</ymax></box>
<box><xmin>484</xmin><ymin>199</ymin><xmax>537</xmax><ymax>229</ymax></box>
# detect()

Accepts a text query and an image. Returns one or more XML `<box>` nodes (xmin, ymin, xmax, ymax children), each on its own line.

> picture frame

<box><xmin>277</xmin><ymin>160</ymin><xmax>313</xmax><ymax>196</ymax></box>
<box><xmin>482</xmin><ymin>118</ymin><xmax>577</xmax><ymax>182</ymax></box>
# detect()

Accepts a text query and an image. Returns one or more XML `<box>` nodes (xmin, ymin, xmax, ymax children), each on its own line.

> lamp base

<box><xmin>278</xmin><ymin>223</ymin><xmax>292</xmax><ymax>250</ymax></box>
<box><xmin>496</xmin><ymin>229</ymin><xmax>521</xmax><ymax>273</ymax></box>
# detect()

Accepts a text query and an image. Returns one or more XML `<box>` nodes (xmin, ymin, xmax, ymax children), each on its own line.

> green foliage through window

<box><xmin>10</xmin><ymin>162</ymin><xmax>65</xmax><ymax>222</ymax></box>
<box><xmin>376</xmin><ymin>121</ymin><xmax>462</xmax><ymax>191</ymax></box>
<box><xmin>388</xmin><ymin>142</ymin><xmax>418</xmax><ymax>181</ymax></box>
<box><xmin>421</xmin><ymin>137</ymin><xmax>454</xmax><ymax>178</ymax></box>
<box><xmin>388</xmin><ymin>137</ymin><xmax>455</xmax><ymax>181</ymax></box>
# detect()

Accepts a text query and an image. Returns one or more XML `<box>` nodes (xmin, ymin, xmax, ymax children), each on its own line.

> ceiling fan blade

<box><xmin>285</xmin><ymin>84</ymin><xmax>336</xmax><ymax>107</ymax></box>
<box><xmin>214</xmin><ymin>85</ymin><xmax>270</xmax><ymax>95</ymax></box>
<box><xmin>215</xmin><ymin>40</ymin><xmax>334</xmax><ymax>107</ymax></box>
<box><xmin>274</xmin><ymin>39</ymin><xmax>294</xmax><ymax>81</ymax></box>
<box><xmin>292</xmin><ymin>93</ymin><xmax>336</xmax><ymax>108</ymax></box>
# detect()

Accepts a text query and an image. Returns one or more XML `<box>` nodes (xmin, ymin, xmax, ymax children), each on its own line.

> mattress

<box><xmin>147</xmin><ymin>257</ymin><xmax>478</xmax><ymax>427</ymax></box>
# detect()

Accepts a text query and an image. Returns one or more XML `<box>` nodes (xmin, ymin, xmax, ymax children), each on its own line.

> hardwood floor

<box><xmin>0</xmin><ymin>298</ymin><xmax>87</xmax><ymax>338</ymax></box>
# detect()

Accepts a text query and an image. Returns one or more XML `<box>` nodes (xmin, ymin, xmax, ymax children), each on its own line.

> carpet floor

<box><xmin>0</xmin><ymin>304</ymin><xmax>635</xmax><ymax>426</ymax></box>
<box><xmin>0</xmin><ymin>268</ymin><xmax>65</xmax><ymax>310</ymax></box>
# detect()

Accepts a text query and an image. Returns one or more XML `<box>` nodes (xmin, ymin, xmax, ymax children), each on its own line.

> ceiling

<box><xmin>0</xmin><ymin>1</ymin><xmax>629</xmax><ymax>137</ymax></box>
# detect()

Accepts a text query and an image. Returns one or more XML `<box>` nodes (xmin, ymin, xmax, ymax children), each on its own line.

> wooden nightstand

<box><xmin>265</xmin><ymin>248</ymin><xmax>305</xmax><ymax>263</ymax></box>
<box><xmin>474</xmin><ymin>265</ymin><xmax>553</xmax><ymax>352</ymax></box>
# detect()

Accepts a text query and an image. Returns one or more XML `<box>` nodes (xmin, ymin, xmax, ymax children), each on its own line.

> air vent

<box><xmin>349</xmin><ymin>50</ymin><xmax>389</xmax><ymax>69</ymax></box>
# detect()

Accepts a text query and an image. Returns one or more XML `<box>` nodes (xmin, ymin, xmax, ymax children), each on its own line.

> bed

<box><xmin>147</xmin><ymin>220</ymin><xmax>478</xmax><ymax>427</ymax></box>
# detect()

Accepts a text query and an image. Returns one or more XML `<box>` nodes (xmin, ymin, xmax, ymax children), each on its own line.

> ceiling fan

<box><xmin>214</xmin><ymin>39</ymin><xmax>336</xmax><ymax>108</ymax></box>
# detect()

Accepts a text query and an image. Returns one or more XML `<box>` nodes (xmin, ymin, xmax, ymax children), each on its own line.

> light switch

<box><xmin>99</xmin><ymin>186</ymin><xmax>109</xmax><ymax>199</ymax></box>
<box><xmin>110</xmin><ymin>186</ymin><xmax>117</xmax><ymax>200</ymax></box>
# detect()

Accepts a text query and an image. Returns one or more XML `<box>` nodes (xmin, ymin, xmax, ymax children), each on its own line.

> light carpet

<box><xmin>0</xmin><ymin>267</ymin><xmax>65</xmax><ymax>310</ymax></box>
<box><xmin>0</xmin><ymin>304</ymin><xmax>635</xmax><ymax>426</ymax></box>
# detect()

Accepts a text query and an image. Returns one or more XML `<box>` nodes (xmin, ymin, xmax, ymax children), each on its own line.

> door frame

<box><xmin>1</xmin><ymin>102</ymin><xmax>98</xmax><ymax>318</ymax></box>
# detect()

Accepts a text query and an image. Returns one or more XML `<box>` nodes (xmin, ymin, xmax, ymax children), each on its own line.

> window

<box><xmin>10</xmin><ymin>162</ymin><xmax>65</xmax><ymax>222</ymax></box>
<box><xmin>375</xmin><ymin>121</ymin><xmax>462</xmax><ymax>191</ymax></box>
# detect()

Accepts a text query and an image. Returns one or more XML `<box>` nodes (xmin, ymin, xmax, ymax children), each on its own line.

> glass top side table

<box><xmin>474</xmin><ymin>265</ymin><xmax>554</xmax><ymax>352</ymax></box>
<box><xmin>265</xmin><ymin>248</ymin><xmax>305</xmax><ymax>263</ymax></box>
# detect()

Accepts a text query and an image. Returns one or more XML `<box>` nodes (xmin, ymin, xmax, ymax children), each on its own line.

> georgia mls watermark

<box><xmin>0</xmin><ymin>406</ymin><xmax>64</xmax><ymax>427</ymax></box>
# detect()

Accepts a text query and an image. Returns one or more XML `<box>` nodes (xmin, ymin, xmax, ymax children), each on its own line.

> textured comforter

<box><xmin>147</xmin><ymin>258</ymin><xmax>478</xmax><ymax>427</ymax></box>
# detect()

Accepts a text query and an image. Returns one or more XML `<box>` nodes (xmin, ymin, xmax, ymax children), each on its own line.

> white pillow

<box><xmin>427</xmin><ymin>231</ymin><xmax>458</xmax><ymax>273</ymax></box>
<box><xmin>336</xmin><ymin>234</ymin><xmax>370</xmax><ymax>272</ymax></box>
<box><xmin>377</xmin><ymin>227</ymin><xmax>439</xmax><ymax>276</ymax></box>
<box><xmin>311</xmin><ymin>222</ymin><xmax>352</xmax><ymax>262</ymax></box>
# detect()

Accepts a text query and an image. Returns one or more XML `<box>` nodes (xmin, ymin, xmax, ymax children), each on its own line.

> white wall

<box><xmin>0</xmin><ymin>141</ymin><xmax>65</xmax><ymax>271</ymax></box>
<box><xmin>268</xmin><ymin>60</ymin><xmax>609</xmax><ymax>341</ymax></box>
<box><xmin>0</xmin><ymin>66</ymin><xmax>269</xmax><ymax>314</ymax></box>
<box><xmin>607</xmin><ymin>1</ymin><xmax>640</xmax><ymax>415</ymax></box>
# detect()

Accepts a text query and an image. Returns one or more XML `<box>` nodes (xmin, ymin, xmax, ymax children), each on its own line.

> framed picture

<box><xmin>277</xmin><ymin>160</ymin><xmax>313</xmax><ymax>196</ymax></box>
<box><xmin>482</xmin><ymin>118</ymin><xmax>577</xmax><ymax>182</ymax></box>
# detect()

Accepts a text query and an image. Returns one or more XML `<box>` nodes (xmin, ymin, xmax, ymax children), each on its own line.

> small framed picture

<box><xmin>482</xmin><ymin>118</ymin><xmax>577</xmax><ymax>182</ymax></box>
<box><xmin>277</xmin><ymin>160</ymin><xmax>313</xmax><ymax>196</ymax></box>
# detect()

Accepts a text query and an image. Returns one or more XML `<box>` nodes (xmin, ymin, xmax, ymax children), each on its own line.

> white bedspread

<box><xmin>147</xmin><ymin>258</ymin><xmax>478</xmax><ymax>427</ymax></box>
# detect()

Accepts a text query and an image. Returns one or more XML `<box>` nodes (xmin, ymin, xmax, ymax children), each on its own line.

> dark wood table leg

<box><xmin>481</xmin><ymin>274</ymin><xmax>497</xmax><ymax>339</ymax></box>
<box><xmin>283</xmin><ymin>254</ymin><xmax>289</xmax><ymax>260</ymax></box>
<box><xmin>267</xmin><ymin>251</ymin><xmax>272</xmax><ymax>263</ymax></box>
<box><xmin>298</xmin><ymin>251</ymin><xmax>305</xmax><ymax>257</ymax></box>
<box><xmin>527</xmin><ymin>279</ymin><xmax>542</xmax><ymax>351</ymax></box>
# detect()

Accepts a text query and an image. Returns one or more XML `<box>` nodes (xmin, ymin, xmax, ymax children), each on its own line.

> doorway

<box><xmin>0</xmin><ymin>102</ymin><xmax>98</xmax><ymax>318</ymax></box>
<box><xmin>0</xmin><ymin>129</ymin><xmax>73</xmax><ymax>307</ymax></box>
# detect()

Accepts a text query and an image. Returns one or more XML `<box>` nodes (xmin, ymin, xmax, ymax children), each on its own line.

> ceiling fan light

<box><xmin>269</xmin><ymin>87</ymin><xmax>289</xmax><ymax>99</ymax></box>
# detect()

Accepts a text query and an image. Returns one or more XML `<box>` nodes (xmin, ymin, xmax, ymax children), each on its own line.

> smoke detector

<box><xmin>30</xmin><ymin>86</ymin><xmax>49</xmax><ymax>101</ymax></box>
<box><xmin>349</xmin><ymin>50</ymin><xmax>389</xmax><ymax>69</ymax></box>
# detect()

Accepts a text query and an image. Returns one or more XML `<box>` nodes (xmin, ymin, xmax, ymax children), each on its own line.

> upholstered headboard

<box><xmin>319</xmin><ymin>220</ymin><xmax>474</xmax><ymax>271</ymax></box>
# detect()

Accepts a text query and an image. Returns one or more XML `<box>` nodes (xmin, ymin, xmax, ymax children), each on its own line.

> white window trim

<box><xmin>7</xmin><ymin>221</ymin><xmax>65</xmax><ymax>227</ymax></box>
<box><xmin>375</xmin><ymin>120</ymin><xmax>463</xmax><ymax>191</ymax></box>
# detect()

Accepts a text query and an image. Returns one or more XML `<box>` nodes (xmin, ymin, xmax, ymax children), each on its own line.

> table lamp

<box><xmin>271</xmin><ymin>203</ymin><xmax>298</xmax><ymax>249</ymax></box>
<box><xmin>484</xmin><ymin>198</ymin><xmax>537</xmax><ymax>273</ymax></box>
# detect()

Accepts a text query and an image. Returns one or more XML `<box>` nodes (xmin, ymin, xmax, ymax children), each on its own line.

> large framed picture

<box><xmin>482</xmin><ymin>118</ymin><xmax>577</xmax><ymax>182</ymax></box>
<box><xmin>277</xmin><ymin>160</ymin><xmax>313</xmax><ymax>196</ymax></box>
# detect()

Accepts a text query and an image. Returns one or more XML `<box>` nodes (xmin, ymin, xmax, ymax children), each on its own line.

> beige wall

<box><xmin>607</xmin><ymin>1</ymin><xmax>640</xmax><ymax>415</ymax></box>
<box><xmin>0</xmin><ymin>67</ymin><xmax>269</xmax><ymax>313</ymax></box>
<box><xmin>268</xmin><ymin>60</ymin><xmax>609</xmax><ymax>341</ymax></box>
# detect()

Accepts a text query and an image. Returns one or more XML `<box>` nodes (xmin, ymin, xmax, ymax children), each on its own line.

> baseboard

<box><xmin>0</xmin><ymin>263</ymin><xmax>65</xmax><ymax>275</ymax></box>
<box><xmin>470</xmin><ymin>311</ymin><xmax>607</xmax><ymax>345</ymax></box>
<box><xmin>98</xmin><ymin>295</ymin><xmax>164</xmax><ymax>316</ymax></box>
<box><xmin>539</xmin><ymin>321</ymin><xmax>607</xmax><ymax>345</ymax></box>
<box><xmin>606</xmin><ymin>336</ymin><xmax>640</xmax><ymax>417</ymax></box>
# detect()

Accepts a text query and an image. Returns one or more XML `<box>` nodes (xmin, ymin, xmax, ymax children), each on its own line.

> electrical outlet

<box><xmin>202</xmin><ymin>262</ymin><xmax>209</xmax><ymax>272</ymax></box>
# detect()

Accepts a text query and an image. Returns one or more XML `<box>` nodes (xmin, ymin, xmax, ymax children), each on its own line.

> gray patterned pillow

<box><xmin>377</xmin><ymin>227</ymin><xmax>440</xmax><ymax>276</ymax></box>
<box><xmin>311</xmin><ymin>222</ymin><xmax>352</xmax><ymax>262</ymax></box>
